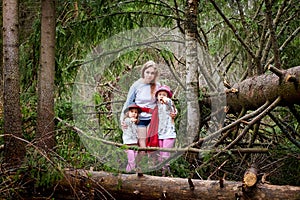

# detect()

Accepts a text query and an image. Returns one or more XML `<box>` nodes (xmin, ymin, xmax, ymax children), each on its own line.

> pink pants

<box><xmin>125</xmin><ymin>150</ymin><xmax>137</xmax><ymax>172</ymax></box>
<box><xmin>158</xmin><ymin>138</ymin><xmax>175</xmax><ymax>161</ymax></box>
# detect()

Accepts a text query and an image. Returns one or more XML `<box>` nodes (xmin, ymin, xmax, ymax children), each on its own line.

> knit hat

<box><xmin>124</xmin><ymin>104</ymin><xmax>142</xmax><ymax>114</ymax></box>
<box><xmin>155</xmin><ymin>85</ymin><xmax>173</xmax><ymax>98</ymax></box>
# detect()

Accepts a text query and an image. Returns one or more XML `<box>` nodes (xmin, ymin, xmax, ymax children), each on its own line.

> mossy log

<box><xmin>55</xmin><ymin>169</ymin><xmax>300</xmax><ymax>200</ymax></box>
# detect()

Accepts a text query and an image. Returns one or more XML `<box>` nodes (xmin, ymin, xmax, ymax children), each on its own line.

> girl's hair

<box><xmin>123</xmin><ymin>108</ymin><xmax>139</xmax><ymax>124</ymax></box>
<box><xmin>141</xmin><ymin>60</ymin><xmax>159</xmax><ymax>97</ymax></box>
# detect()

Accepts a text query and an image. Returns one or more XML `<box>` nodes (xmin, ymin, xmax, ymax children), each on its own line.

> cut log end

<box><xmin>223</xmin><ymin>79</ymin><xmax>232</xmax><ymax>89</ymax></box>
<box><xmin>243</xmin><ymin>165</ymin><xmax>258</xmax><ymax>188</ymax></box>
<box><xmin>243</xmin><ymin>171</ymin><xmax>257</xmax><ymax>187</ymax></box>
<box><xmin>285</xmin><ymin>74</ymin><xmax>297</xmax><ymax>83</ymax></box>
<box><xmin>225</xmin><ymin>88</ymin><xmax>239</xmax><ymax>94</ymax></box>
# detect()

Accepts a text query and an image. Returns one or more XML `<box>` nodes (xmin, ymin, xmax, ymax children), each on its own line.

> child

<box><xmin>122</xmin><ymin>104</ymin><xmax>141</xmax><ymax>172</ymax></box>
<box><xmin>155</xmin><ymin>85</ymin><xmax>177</xmax><ymax>176</ymax></box>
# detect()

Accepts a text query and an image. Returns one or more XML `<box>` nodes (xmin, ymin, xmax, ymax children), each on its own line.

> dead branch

<box><xmin>207</xmin><ymin>159</ymin><xmax>228</xmax><ymax>180</ymax></box>
<box><xmin>55</xmin><ymin>117</ymin><xmax>269</xmax><ymax>155</ymax></box>
<box><xmin>268</xmin><ymin>64</ymin><xmax>284</xmax><ymax>78</ymax></box>
<box><xmin>204</xmin><ymin>101</ymin><xmax>270</xmax><ymax>142</ymax></box>
<box><xmin>265</xmin><ymin>0</ymin><xmax>282</xmax><ymax>69</ymax></box>
<box><xmin>288</xmin><ymin>104</ymin><xmax>300</xmax><ymax>125</ymax></box>
<box><xmin>268</xmin><ymin>113</ymin><xmax>300</xmax><ymax>148</ymax></box>
<box><xmin>224</xmin><ymin>97</ymin><xmax>281</xmax><ymax>150</ymax></box>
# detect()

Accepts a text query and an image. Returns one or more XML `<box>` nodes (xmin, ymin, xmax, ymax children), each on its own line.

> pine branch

<box><xmin>208</xmin><ymin>0</ymin><xmax>256</xmax><ymax>60</ymax></box>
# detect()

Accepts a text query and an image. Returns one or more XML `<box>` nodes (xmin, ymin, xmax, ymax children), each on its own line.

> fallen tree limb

<box><xmin>55</xmin><ymin>169</ymin><xmax>300</xmax><ymax>200</ymax></box>
<box><xmin>224</xmin><ymin>96</ymin><xmax>281</xmax><ymax>150</ymax></box>
<box><xmin>226</xmin><ymin>66</ymin><xmax>300</xmax><ymax>113</ymax></box>
<box><xmin>56</xmin><ymin>117</ymin><xmax>269</xmax><ymax>154</ymax></box>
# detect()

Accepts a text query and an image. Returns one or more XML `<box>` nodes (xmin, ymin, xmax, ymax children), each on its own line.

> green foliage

<box><xmin>169</xmin><ymin>156</ymin><xmax>190</xmax><ymax>178</ymax></box>
<box><xmin>0</xmin><ymin>148</ymin><xmax>63</xmax><ymax>198</ymax></box>
<box><xmin>2</xmin><ymin>1</ymin><xmax>298</xmax><ymax>196</ymax></box>
<box><xmin>21</xmin><ymin>90</ymin><xmax>37</xmax><ymax>141</ymax></box>
<box><xmin>268</xmin><ymin>145</ymin><xmax>300</xmax><ymax>186</ymax></box>
<box><xmin>19</xmin><ymin>17</ymin><xmax>41</xmax><ymax>94</ymax></box>
<box><xmin>55</xmin><ymin>100</ymin><xmax>73</xmax><ymax>120</ymax></box>
<box><xmin>21</xmin><ymin>149</ymin><xmax>62</xmax><ymax>189</ymax></box>
<box><xmin>55</xmin><ymin>122</ymin><xmax>98</xmax><ymax>169</ymax></box>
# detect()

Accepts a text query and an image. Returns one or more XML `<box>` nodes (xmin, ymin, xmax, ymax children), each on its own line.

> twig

<box><xmin>208</xmin><ymin>159</ymin><xmax>228</xmax><ymax>180</ymax></box>
<box><xmin>268</xmin><ymin>113</ymin><xmax>300</xmax><ymax>148</ymax></box>
<box><xmin>225</xmin><ymin>88</ymin><xmax>238</xmax><ymax>94</ymax></box>
<box><xmin>203</xmin><ymin>101</ymin><xmax>270</xmax><ymax>142</ymax></box>
<box><xmin>159</xmin><ymin>49</ymin><xmax>186</xmax><ymax>90</ymax></box>
<box><xmin>224</xmin><ymin>96</ymin><xmax>281</xmax><ymax>150</ymax></box>
<box><xmin>288</xmin><ymin>105</ymin><xmax>300</xmax><ymax>125</ymax></box>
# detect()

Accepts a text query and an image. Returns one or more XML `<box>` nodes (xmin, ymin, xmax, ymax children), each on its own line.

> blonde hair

<box><xmin>141</xmin><ymin>60</ymin><xmax>159</xmax><ymax>97</ymax></box>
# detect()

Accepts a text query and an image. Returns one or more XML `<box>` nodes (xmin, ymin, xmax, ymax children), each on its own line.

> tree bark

<box><xmin>226</xmin><ymin>66</ymin><xmax>300</xmax><ymax>113</ymax></box>
<box><xmin>36</xmin><ymin>0</ymin><xmax>56</xmax><ymax>150</ymax></box>
<box><xmin>56</xmin><ymin>169</ymin><xmax>300</xmax><ymax>200</ymax></box>
<box><xmin>185</xmin><ymin>0</ymin><xmax>201</xmax><ymax>143</ymax></box>
<box><xmin>3</xmin><ymin>0</ymin><xmax>26</xmax><ymax>167</ymax></box>
<box><xmin>0</xmin><ymin>8</ymin><xmax>3</xmax><ymax>119</ymax></box>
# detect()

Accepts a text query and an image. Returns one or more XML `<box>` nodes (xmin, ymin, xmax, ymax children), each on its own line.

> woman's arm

<box><xmin>120</xmin><ymin>80</ymin><xmax>141</xmax><ymax>123</ymax></box>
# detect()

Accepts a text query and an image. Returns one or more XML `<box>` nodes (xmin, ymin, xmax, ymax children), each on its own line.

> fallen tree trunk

<box><xmin>55</xmin><ymin>169</ymin><xmax>300</xmax><ymax>200</ymax></box>
<box><xmin>226</xmin><ymin>66</ymin><xmax>300</xmax><ymax>113</ymax></box>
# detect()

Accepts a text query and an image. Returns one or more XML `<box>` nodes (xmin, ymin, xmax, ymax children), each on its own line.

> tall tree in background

<box><xmin>36</xmin><ymin>0</ymin><xmax>56</xmax><ymax>151</ymax></box>
<box><xmin>185</xmin><ymin>0</ymin><xmax>200</xmax><ymax>142</ymax></box>
<box><xmin>3</xmin><ymin>0</ymin><xmax>25</xmax><ymax>167</ymax></box>
<box><xmin>0</xmin><ymin>10</ymin><xmax>3</xmax><ymax>119</ymax></box>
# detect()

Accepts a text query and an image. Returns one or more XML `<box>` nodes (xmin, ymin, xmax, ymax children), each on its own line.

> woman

<box><xmin>121</xmin><ymin>60</ymin><xmax>160</xmax><ymax>149</ymax></box>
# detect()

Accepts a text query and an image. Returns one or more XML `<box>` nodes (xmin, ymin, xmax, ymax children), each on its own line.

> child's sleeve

<box><xmin>124</xmin><ymin>117</ymin><xmax>132</xmax><ymax>125</ymax></box>
<box><xmin>167</xmin><ymin>98</ymin><xmax>177</xmax><ymax>114</ymax></box>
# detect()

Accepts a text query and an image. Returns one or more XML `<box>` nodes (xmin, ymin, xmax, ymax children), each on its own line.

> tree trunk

<box><xmin>56</xmin><ymin>170</ymin><xmax>300</xmax><ymax>200</ymax></box>
<box><xmin>185</xmin><ymin>0</ymin><xmax>201</xmax><ymax>143</ymax></box>
<box><xmin>0</xmin><ymin>4</ymin><xmax>3</xmax><ymax>119</ymax></box>
<box><xmin>3</xmin><ymin>0</ymin><xmax>26</xmax><ymax>167</ymax></box>
<box><xmin>226</xmin><ymin>66</ymin><xmax>300</xmax><ymax>113</ymax></box>
<box><xmin>36</xmin><ymin>0</ymin><xmax>56</xmax><ymax>150</ymax></box>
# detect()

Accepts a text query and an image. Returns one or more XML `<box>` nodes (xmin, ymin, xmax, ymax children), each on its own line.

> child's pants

<box><xmin>159</xmin><ymin>138</ymin><xmax>175</xmax><ymax>176</ymax></box>
<box><xmin>125</xmin><ymin>150</ymin><xmax>137</xmax><ymax>172</ymax></box>
<box><xmin>158</xmin><ymin>138</ymin><xmax>175</xmax><ymax>162</ymax></box>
